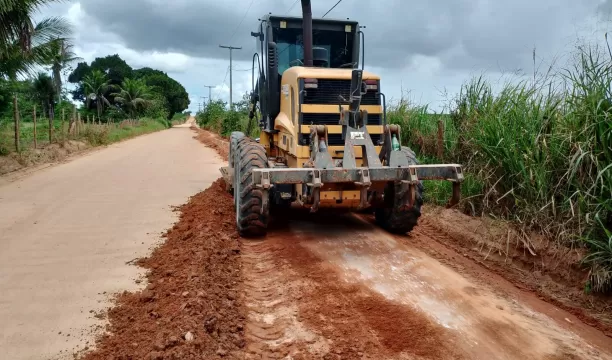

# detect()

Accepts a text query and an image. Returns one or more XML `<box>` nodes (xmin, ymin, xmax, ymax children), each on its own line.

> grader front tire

<box><xmin>234</xmin><ymin>139</ymin><xmax>269</xmax><ymax>237</ymax></box>
<box><xmin>375</xmin><ymin>147</ymin><xmax>424</xmax><ymax>234</ymax></box>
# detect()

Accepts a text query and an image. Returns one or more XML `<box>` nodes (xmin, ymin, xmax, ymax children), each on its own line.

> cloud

<box><xmin>37</xmin><ymin>0</ymin><xmax>611</xmax><ymax>113</ymax></box>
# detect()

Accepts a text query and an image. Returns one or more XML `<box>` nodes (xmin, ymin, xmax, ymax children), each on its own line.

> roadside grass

<box><xmin>387</xmin><ymin>44</ymin><xmax>611</xmax><ymax>292</ymax></box>
<box><xmin>106</xmin><ymin>118</ymin><xmax>169</xmax><ymax>143</ymax></box>
<box><xmin>0</xmin><ymin>117</ymin><xmax>170</xmax><ymax>168</ymax></box>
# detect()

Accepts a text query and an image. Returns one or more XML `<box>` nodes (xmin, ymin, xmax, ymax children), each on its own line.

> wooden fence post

<box><xmin>13</xmin><ymin>95</ymin><xmax>20</xmax><ymax>153</ymax></box>
<box><xmin>72</xmin><ymin>105</ymin><xmax>77</xmax><ymax>136</ymax></box>
<box><xmin>61</xmin><ymin>108</ymin><xmax>65</xmax><ymax>141</ymax></box>
<box><xmin>77</xmin><ymin>112</ymin><xmax>81</xmax><ymax>135</ymax></box>
<box><xmin>437</xmin><ymin>119</ymin><xmax>444</xmax><ymax>159</ymax></box>
<box><xmin>33</xmin><ymin>105</ymin><xmax>37</xmax><ymax>149</ymax></box>
<box><xmin>48</xmin><ymin>105</ymin><xmax>53</xmax><ymax>143</ymax></box>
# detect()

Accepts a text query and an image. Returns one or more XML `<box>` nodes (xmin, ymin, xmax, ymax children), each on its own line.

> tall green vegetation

<box><xmin>196</xmin><ymin>93</ymin><xmax>258</xmax><ymax>138</ymax></box>
<box><xmin>111</xmin><ymin>78</ymin><xmax>152</xmax><ymax>119</ymax></box>
<box><xmin>67</xmin><ymin>55</ymin><xmax>190</xmax><ymax>120</ymax></box>
<box><xmin>388</xmin><ymin>43</ymin><xmax>612</xmax><ymax>292</ymax></box>
<box><xmin>47</xmin><ymin>38</ymin><xmax>81</xmax><ymax>103</ymax></box>
<box><xmin>82</xmin><ymin>69</ymin><xmax>112</xmax><ymax>119</ymax></box>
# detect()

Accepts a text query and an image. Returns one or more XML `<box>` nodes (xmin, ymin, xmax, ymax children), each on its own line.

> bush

<box><xmin>221</xmin><ymin>110</ymin><xmax>241</xmax><ymax>136</ymax></box>
<box><xmin>196</xmin><ymin>100</ymin><xmax>255</xmax><ymax>137</ymax></box>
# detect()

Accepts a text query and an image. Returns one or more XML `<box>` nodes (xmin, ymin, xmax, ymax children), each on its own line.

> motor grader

<box><xmin>220</xmin><ymin>0</ymin><xmax>464</xmax><ymax>237</ymax></box>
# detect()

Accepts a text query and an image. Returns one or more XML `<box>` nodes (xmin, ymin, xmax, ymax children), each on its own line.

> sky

<box><xmin>35</xmin><ymin>0</ymin><xmax>612</xmax><ymax>113</ymax></box>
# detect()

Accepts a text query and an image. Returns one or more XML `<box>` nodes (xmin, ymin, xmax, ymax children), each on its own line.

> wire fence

<box><xmin>0</xmin><ymin>94</ymin><xmax>133</xmax><ymax>155</ymax></box>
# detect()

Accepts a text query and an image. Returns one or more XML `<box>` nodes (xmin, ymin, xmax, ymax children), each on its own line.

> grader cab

<box><xmin>220</xmin><ymin>0</ymin><xmax>464</xmax><ymax>237</ymax></box>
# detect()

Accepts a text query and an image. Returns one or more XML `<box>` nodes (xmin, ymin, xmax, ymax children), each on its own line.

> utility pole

<box><xmin>203</xmin><ymin>85</ymin><xmax>214</xmax><ymax>105</ymax></box>
<box><xmin>200</xmin><ymin>96</ymin><xmax>207</xmax><ymax>110</ymax></box>
<box><xmin>219</xmin><ymin>44</ymin><xmax>241</xmax><ymax>110</ymax></box>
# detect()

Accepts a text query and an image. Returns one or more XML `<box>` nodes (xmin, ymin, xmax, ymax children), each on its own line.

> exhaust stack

<box><xmin>301</xmin><ymin>0</ymin><xmax>313</xmax><ymax>67</ymax></box>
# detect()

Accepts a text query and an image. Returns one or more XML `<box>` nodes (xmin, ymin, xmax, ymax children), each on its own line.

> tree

<box><xmin>31</xmin><ymin>72</ymin><xmax>55</xmax><ymax>117</ymax></box>
<box><xmin>66</xmin><ymin>55</ymin><xmax>191</xmax><ymax>120</ymax></box>
<box><xmin>111</xmin><ymin>78</ymin><xmax>152</xmax><ymax>119</ymax></box>
<box><xmin>82</xmin><ymin>69</ymin><xmax>113</xmax><ymax>119</ymax></box>
<box><xmin>1</xmin><ymin>0</ymin><xmax>73</xmax><ymax>81</ymax></box>
<box><xmin>0</xmin><ymin>17</ymin><xmax>72</xmax><ymax>80</ymax></box>
<box><xmin>133</xmin><ymin>67</ymin><xmax>189</xmax><ymax>120</ymax></box>
<box><xmin>0</xmin><ymin>0</ymin><xmax>69</xmax><ymax>56</ymax></box>
<box><xmin>68</xmin><ymin>54</ymin><xmax>133</xmax><ymax>103</ymax></box>
<box><xmin>47</xmin><ymin>38</ymin><xmax>81</xmax><ymax>103</ymax></box>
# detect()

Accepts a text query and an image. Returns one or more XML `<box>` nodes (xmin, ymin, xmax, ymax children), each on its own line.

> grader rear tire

<box><xmin>234</xmin><ymin>138</ymin><xmax>269</xmax><ymax>237</ymax></box>
<box><xmin>375</xmin><ymin>147</ymin><xmax>424</xmax><ymax>234</ymax></box>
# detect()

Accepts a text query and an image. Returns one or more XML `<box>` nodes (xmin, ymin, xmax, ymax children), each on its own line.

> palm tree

<box><xmin>1</xmin><ymin>0</ymin><xmax>72</xmax><ymax>80</ymax></box>
<box><xmin>111</xmin><ymin>78</ymin><xmax>152</xmax><ymax>119</ymax></box>
<box><xmin>0</xmin><ymin>0</ymin><xmax>68</xmax><ymax>56</ymax></box>
<box><xmin>31</xmin><ymin>71</ymin><xmax>55</xmax><ymax>117</ymax></box>
<box><xmin>48</xmin><ymin>38</ymin><xmax>81</xmax><ymax>103</ymax></box>
<box><xmin>82</xmin><ymin>69</ymin><xmax>112</xmax><ymax>120</ymax></box>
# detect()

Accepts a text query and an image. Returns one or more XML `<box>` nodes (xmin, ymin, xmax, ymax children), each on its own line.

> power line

<box><xmin>286</xmin><ymin>0</ymin><xmax>299</xmax><ymax>14</ymax></box>
<box><xmin>322</xmin><ymin>0</ymin><xmax>343</xmax><ymax>18</ymax></box>
<box><xmin>214</xmin><ymin>0</ymin><xmax>254</xmax><ymax>103</ymax></box>
<box><xmin>228</xmin><ymin>0</ymin><xmax>255</xmax><ymax>43</ymax></box>
<box><xmin>203</xmin><ymin>85</ymin><xmax>214</xmax><ymax>104</ymax></box>
<box><xmin>219</xmin><ymin>45</ymin><xmax>242</xmax><ymax>110</ymax></box>
<box><xmin>214</xmin><ymin>65</ymin><xmax>230</xmax><ymax>99</ymax></box>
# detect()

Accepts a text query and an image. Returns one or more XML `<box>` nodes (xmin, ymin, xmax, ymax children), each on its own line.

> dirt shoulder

<box><xmin>192</xmin><ymin>127</ymin><xmax>612</xmax><ymax>338</ymax></box>
<box><xmin>81</xmin><ymin>179</ymin><xmax>246</xmax><ymax>360</ymax></box>
<box><xmin>414</xmin><ymin>207</ymin><xmax>612</xmax><ymax>338</ymax></box>
<box><xmin>191</xmin><ymin>126</ymin><xmax>228</xmax><ymax>160</ymax></box>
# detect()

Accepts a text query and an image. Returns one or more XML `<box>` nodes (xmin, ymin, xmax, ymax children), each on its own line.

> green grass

<box><xmin>387</xmin><ymin>44</ymin><xmax>612</xmax><ymax>292</ymax></box>
<box><xmin>196</xmin><ymin>100</ymin><xmax>258</xmax><ymax>138</ymax></box>
<box><xmin>106</xmin><ymin>118</ymin><xmax>168</xmax><ymax>143</ymax></box>
<box><xmin>0</xmin><ymin>116</ymin><xmax>169</xmax><ymax>155</ymax></box>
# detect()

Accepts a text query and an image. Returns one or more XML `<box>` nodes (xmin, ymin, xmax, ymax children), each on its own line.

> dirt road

<box><xmin>80</xmin><ymin>174</ymin><xmax>612</xmax><ymax>360</ymax></box>
<box><xmin>0</xmin><ymin>128</ymin><xmax>224</xmax><ymax>360</ymax></box>
<box><xmin>254</xmin><ymin>211</ymin><xmax>612</xmax><ymax>359</ymax></box>
<box><xmin>3</xmin><ymin>127</ymin><xmax>611</xmax><ymax>360</ymax></box>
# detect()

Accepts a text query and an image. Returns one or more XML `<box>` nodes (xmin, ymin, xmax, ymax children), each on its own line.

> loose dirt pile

<box><xmin>193</xmin><ymin>128</ymin><xmax>228</xmax><ymax>160</ymax></box>
<box><xmin>81</xmin><ymin>179</ymin><xmax>246</xmax><ymax>360</ymax></box>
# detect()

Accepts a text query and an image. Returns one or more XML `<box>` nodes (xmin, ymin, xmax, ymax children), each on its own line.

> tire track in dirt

<box><xmin>407</xmin><ymin>217</ymin><xmax>612</xmax><ymax>356</ymax></box>
<box><xmin>242</xmin><ymin>211</ymin><xmax>467</xmax><ymax>360</ymax></box>
<box><xmin>241</xmin><ymin>239</ymin><xmax>330</xmax><ymax>358</ymax></box>
<box><xmin>414</xmin><ymin>209</ymin><xmax>612</xmax><ymax>339</ymax></box>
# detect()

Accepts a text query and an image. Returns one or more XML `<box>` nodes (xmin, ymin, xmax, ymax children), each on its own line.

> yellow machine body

<box><xmin>258</xmin><ymin>67</ymin><xmax>383</xmax><ymax>208</ymax></box>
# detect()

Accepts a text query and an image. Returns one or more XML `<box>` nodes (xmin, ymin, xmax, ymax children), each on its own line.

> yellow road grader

<box><xmin>220</xmin><ymin>0</ymin><xmax>464</xmax><ymax>237</ymax></box>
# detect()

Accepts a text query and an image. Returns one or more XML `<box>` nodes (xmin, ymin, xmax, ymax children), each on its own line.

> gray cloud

<box><xmin>78</xmin><ymin>0</ymin><xmax>602</xmax><ymax>73</ymax></box>
<box><xmin>39</xmin><ymin>0</ymin><xmax>610</xmax><ymax>114</ymax></box>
